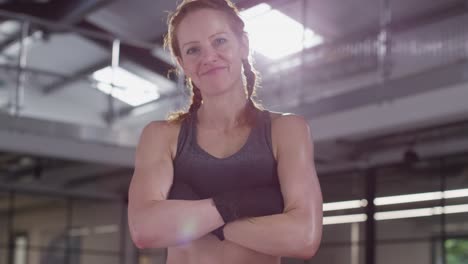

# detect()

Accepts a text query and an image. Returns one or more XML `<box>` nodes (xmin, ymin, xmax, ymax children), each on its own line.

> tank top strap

<box><xmin>259</xmin><ymin>109</ymin><xmax>275</xmax><ymax>158</ymax></box>
<box><xmin>174</xmin><ymin>114</ymin><xmax>195</xmax><ymax>162</ymax></box>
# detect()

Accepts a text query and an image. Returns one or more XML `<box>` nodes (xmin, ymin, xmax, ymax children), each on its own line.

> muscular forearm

<box><xmin>223</xmin><ymin>211</ymin><xmax>319</xmax><ymax>259</ymax></box>
<box><xmin>129</xmin><ymin>198</ymin><xmax>223</xmax><ymax>249</ymax></box>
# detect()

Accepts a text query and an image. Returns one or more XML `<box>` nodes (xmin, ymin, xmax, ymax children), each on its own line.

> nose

<box><xmin>201</xmin><ymin>46</ymin><xmax>218</xmax><ymax>65</ymax></box>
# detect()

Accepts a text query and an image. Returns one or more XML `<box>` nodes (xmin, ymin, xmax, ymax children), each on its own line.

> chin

<box><xmin>200</xmin><ymin>81</ymin><xmax>235</xmax><ymax>96</ymax></box>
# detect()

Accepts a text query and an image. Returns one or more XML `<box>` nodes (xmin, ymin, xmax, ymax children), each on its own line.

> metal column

<box><xmin>440</xmin><ymin>159</ymin><xmax>447</xmax><ymax>264</ymax></box>
<box><xmin>65</xmin><ymin>198</ymin><xmax>73</xmax><ymax>264</ymax></box>
<box><xmin>8</xmin><ymin>21</ymin><xmax>29</xmax><ymax>116</ymax></box>
<box><xmin>119</xmin><ymin>199</ymin><xmax>127</xmax><ymax>264</ymax></box>
<box><xmin>6</xmin><ymin>192</ymin><xmax>15</xmax><ymax>264</ymax></box>
<box><xmin>365</xmin><ymin>169</ymin><xmax>376</xmax><ymax>264</ymax></box>
<box><xmin>106</xmin><ymin>39</ymin><xmax>120</xmax><ymax>125</ymax></box>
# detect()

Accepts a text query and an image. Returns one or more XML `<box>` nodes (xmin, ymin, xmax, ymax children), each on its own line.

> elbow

<box><xmin>130</xmin><ymin>228</ymin><xmax>147</xmax><ymax>249</ymax></box>
<box><xmin>130</xmin><ymin>223</ymin><xmax>162</xmax><ymax>249</ymax></box>
<box><xmin>129</xmin><ymin>214</ymin><xmax>178</xmax><ymax>249</ymax></box>
<box><xmin>292</xmin><ymin>220</ymin><xmax>322</xmax><ymax>259</ymax></box>
<box><xmin>295</xmin><ymin>240</ymin><xmax>321</xmax><ymax>259</ymax></box>
<box><xmin>128</xmin><ymin>210</ymin><xmax>161</xmax><ymax>249</ymax></box>
<box><xmin>290</xmin><ymin>232</ymin><xmax>320</xmax><ymax>259</ymax></box>
<box><xmin>129</xmin><ymin>220</ymin><xmax>149</xmax><ymax>249</ymax></box>
<box><xmin>133</xmin><ymin>237</ymin><xmax>158</xmax><ymax>250</ymax></box>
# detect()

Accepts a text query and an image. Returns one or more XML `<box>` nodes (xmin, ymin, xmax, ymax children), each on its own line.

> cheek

<box><xmin>221</xmin><ymin>45</ymin><xmax>244</xmax><ymax>69</ymax></box>
<box><xmin>220</xmin><ymin>45</ymin><xmax>236</xmax><ymax>61</ymax></box>
<box><xmin>181</xmin><ymin>59</ymin><xmax>199</xmax><ymax>78</ymax></box>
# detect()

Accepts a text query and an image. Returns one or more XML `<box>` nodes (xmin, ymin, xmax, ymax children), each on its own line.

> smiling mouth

<box><xmin>202</xmin><ymin>67</ymin><xmax>226</xmax><ymax>76</ymax></box>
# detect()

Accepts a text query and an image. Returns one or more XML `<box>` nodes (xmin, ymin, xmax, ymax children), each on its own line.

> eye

<box><xmin>214</xmin><ymin>37</ymin><xmax>227</xmax><ymax>46</ymax></box>
<box><xmin>186</xmin><ymin>46</ymin><xmax>200</xmax><ymax>55</ymax></box>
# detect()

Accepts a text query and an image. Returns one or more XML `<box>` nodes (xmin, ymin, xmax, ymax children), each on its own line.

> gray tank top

<box><xmin>171</xmin><ymin>109</ymin><xmax>279</xmax><ymax>199</ymax></box>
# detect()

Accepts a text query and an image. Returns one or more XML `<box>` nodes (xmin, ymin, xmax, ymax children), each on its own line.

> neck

<box><xmin>195</xmin><ymin>74</ymin><xmax>255</xmax><ymax>129</ymax></box>
<box><xmin>197</xmin><ymin>98</ymin><xmax>251</xmax><ymax>130</ymax></box>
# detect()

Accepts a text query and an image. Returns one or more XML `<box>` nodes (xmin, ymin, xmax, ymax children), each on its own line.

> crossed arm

<box><xmin>128</xmin><ymin>115</ymin><xmax>323</xmax><ymax>259</ymax></box>
<box><xmin>222</xmin><ymin>115</ymin><xmax>322</xmax><ymax>259</ymax></box>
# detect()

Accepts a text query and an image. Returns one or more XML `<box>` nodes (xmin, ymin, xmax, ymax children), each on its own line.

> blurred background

<box><xmin>0</xmin><ymin>0</ymin><xmax>467</xmax><ymax>263</ymax></box>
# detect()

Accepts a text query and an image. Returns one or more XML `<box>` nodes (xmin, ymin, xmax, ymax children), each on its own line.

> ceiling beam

<box><xmin>0</xmin><ymin>0</ymin><xmax>115</xmax><ymax>22</ymax></box>
<box><xmin>41</xmin><ymin>59</ymin><xmax>109</xmax><ymax>94</ymax></box>
<box><xmin>0</xmin><ymin>112</ymin><xmax>136</xmax><ymax>166</ymax></box>
<box><xmin>39</xmin><ymin>21</ymin><xmax>176</xmax><ymax>96</ymax></box>
<box><xmin>290</xmin><ymin>59</ymin><xmax>468</xmax><ymax>118</ymax></box>
<box><xmin>101</xmin><ymin>90</ymin><xmax>181</xmax><ymax>123</ymax></box>
<box><xmin>0</xmin><ymin>0</ymin><xmax>118</xmax><ymax>94</ymax></box>
<box><xmin>77</xmin><ymin>21</ymin><xmax>176</xmax><ymax>82</ymax></box>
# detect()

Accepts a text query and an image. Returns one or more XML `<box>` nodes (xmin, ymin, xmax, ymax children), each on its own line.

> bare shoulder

<box><xmin>139</xmin><ymin>119</ymin><xmax>182</xmax><ymax>160</ymax></box>
<box><xmin>145</xmin><ymin>119</ymin><xmax>181</xmax><ymax>135</ymax></box>
<box><xmin>140</xmin><ymin>119</ymin><xmax>180</xmax><ymax>142</ymax></box>
<box><xmin>267</xmin><ymin>111</ymin><xmax>312</xmax><ymax>159</ymax></box>
<box><xmin>268</xmin><ymin>111</ymin><xmax>310</xmax><ymax>133</ymax></box>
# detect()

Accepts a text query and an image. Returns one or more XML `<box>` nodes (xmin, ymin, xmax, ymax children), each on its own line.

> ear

<box><xmin>240</xmin><ymin>34</ymin><xmax>250</xmax><ymax>60</ymax></box>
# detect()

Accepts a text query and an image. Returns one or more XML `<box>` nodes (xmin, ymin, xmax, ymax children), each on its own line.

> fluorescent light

<box><xmin>240</xmin><ymin>3</ymin><xmax>323</xmax><ymax>60</ymax></box>
<box><xmin>375</xmin><ymin>192</ymin><xmax>441</xmax><ymax>206</ymax></box>
<box><xmin>322</xmin><ymin>187</ymin><xmax>468</xmax><ymax>225</ymax></box>
<box><xmin>93</xmin><ymin>224</ymin><xmax>118</xmax><ymax>234</ymax></box>
<box><xmin>69</xmin><ymin>227</ymin><xmax>90</xmax><ymax>237</ymax></box>
<box><xmin>323</xmin><ymin>188</ymin><xmax>468</xmax><ymax>213</ymax></box>
<box><xmin>374</xmin><ymin>188</ymin><xmax>468</xmax><ymax>206</ymax></box>
<box><xmin>324</xmin><ymin>204</ymin><xmax>468</xmax><ymax>225</ymax></box>
<box><xmin>443</xmin><ymin>204</ymin><xmax>468</xmax><ymax>214</ymax></box>
<box><xmin>444</xmin><ymin>189</ymin><xmax>468</xmax><ymax>199</ymax></box>
<box><xmin>375</xmin><ymin>204</ymin><xmax>468</xmax><ymax>221</ymax></box>
<box><xmin>323</xmin><ymin>199</ymin><xmax>368</xmax><ymax>211</ymax></box>
<box><xmin>323</xmin><ymin>214</ymin><xmax>367</xmax><ymax>225</ymax></box>
<box><xmin>93</xmin><ymin>66</ymin><xmax>160</xmax><ymax>107</ymax></box>
<box><xmin>375</xmin><ymin>208</ymin><xmax>434</xmax><ymax>220</ymax></box>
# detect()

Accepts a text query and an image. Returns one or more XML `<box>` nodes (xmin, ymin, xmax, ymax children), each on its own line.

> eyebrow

<box><xmin>181</xmin><ymin>32</ymin><xmax>227</xmax><ymax>49</ymax></box>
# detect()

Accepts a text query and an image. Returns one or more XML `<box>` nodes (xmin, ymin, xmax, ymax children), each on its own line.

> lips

<box><xmin>201</xmin><ymin>66</ymin><xmax>227</xmax><ymax>76</ymax></box>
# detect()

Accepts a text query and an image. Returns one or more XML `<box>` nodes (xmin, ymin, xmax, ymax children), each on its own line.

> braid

<box><xmin>166</xmin><ymin>78</ymin><xmax>202</xmax><ymax>122</ymax></box>
<box><xmin>242</xmin><ymin>59</ymin><xmax>260</xmax><ymax>109</ymax></box>
<box><xmin>242</xmin><ymin>58</ymin><xmax>264</xmax><ymax>125</ymax></box>
<box><xmin>188</xmin><ymin>80</ymin><xmax>203</xmax><ymax>113</ymax></box>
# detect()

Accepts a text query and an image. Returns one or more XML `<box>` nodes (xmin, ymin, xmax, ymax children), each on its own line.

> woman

<box><xmin>128</xmin><ymin>0</ymin><xmax>323</xmax><ymax>263</ymax></box>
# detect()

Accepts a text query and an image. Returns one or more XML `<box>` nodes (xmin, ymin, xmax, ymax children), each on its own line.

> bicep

<box><xmin>275</xmin><ymin>115</ymin><xmax>322</xmax><ymax>215</ymax></box>
<box><xmin>128</xmin><ymin>122</ymin><xmax>174</xmax><ymax>212</ymax></box>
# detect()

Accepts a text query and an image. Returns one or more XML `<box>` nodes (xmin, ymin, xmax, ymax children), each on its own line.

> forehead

<box><xmin>177</xmin><ymin>8</ymin><xmax>233</xmax><ymax>44</ymax></box>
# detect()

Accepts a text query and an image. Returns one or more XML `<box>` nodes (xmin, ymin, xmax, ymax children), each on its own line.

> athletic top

<box><xmin>169</xmin><ymin>108</ymin><xmax>280</xmax><ymax>199</ymax></box>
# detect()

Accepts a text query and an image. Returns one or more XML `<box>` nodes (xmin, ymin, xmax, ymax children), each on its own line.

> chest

<box><xmin>173</xmin><ymin>119</ymin><xmax>278</xmax><ymax>198</ymax></box>
<box><xmin>196</xmin><ymin>125</ymin><xmax>251</xmax><ymax>159</ymax></box>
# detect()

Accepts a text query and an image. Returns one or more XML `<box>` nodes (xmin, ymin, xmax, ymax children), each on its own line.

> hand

<box><xmin>168</xmin><ymin>181</ymin><xmax>226</xmax><ymax>240</ymax></box>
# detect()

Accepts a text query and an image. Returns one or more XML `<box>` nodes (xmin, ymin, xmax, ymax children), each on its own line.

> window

<box><xmin>240</xmin><ymin>3</ymin><xmax>323</xmax><ymax>60</ymax></box>
<box><xmin>446</xmin><ymin>238</ymin><xmax>468</xmax><ymax>264</ymax></box>
<box><xmin>12</xmin><ymin>233</ymin><xmax>28</xmax><ymax>264</ymax></box>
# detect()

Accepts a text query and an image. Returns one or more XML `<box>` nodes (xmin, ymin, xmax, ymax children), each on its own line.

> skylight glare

<box><xmin>93</xmin><ymin>66</ymin><xmax>160</xmax><ymax>107</ymax></box>
<box><xmin>240</xmin><ymin>3</ymin><xmax>323</xmax><ymax>59</ymax></box>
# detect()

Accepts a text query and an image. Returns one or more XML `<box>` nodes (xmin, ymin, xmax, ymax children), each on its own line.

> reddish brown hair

<box><xmin>164</xmin><ymin>0</ymin><xmax>263</xmax><ymax>124</ymax></box>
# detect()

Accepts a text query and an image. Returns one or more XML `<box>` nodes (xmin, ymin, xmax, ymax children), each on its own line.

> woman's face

<box><xmin>176</xmin><ymin>8</ymin><xmax>248</xmax><ymax>97</ymax></box>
